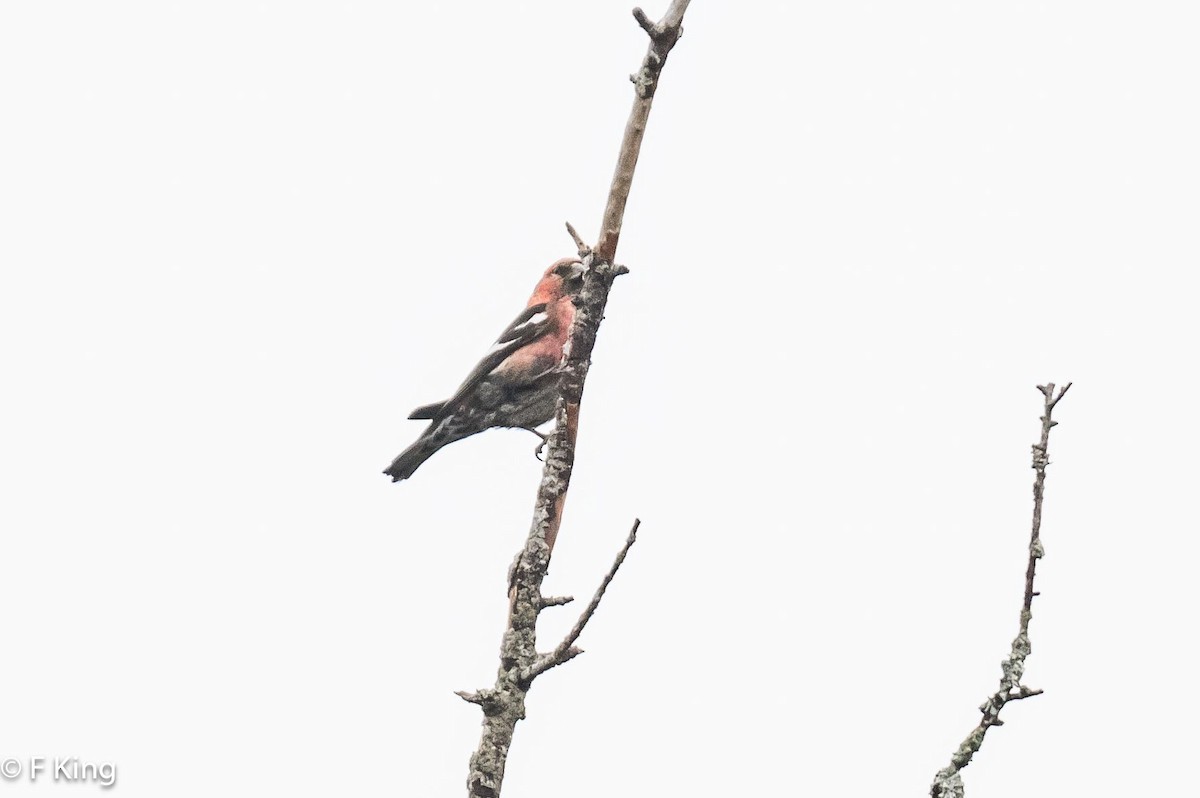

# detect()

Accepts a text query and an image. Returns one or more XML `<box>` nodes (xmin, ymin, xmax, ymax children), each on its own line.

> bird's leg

<box><xmin>518</xmin><ymin>427</ymin><xmax>550</xmax><ymax>460</ymax></box>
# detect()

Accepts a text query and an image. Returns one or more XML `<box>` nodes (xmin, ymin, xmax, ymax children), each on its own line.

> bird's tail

<box><xmin>383</xmin><ymin>434</ymin><xmax>441</xmax><ymax>482</ymax></box>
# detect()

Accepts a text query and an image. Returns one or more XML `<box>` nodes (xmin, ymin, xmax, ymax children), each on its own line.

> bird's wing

<box><xmin>413</xmin><ymin>303</ymin><xmax>553</xmax><ymax>424</ymax></box>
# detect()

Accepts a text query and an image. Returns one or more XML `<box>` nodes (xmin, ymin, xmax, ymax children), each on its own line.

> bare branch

<box><xmin>930</xmin><ymin>384</ymin><xmax>1072</xmax><ymax>798</ymax></box>
<box><xmin>632</xmin><ymin>7</ymin><xmax>656</xmax><ymax>36</ymax></box>
<box><xmin>564</xmin><ymin>221</ymin><xmax>590</xmax><ymax>257</ymax></box>
<box><xmin>597</xmin><ymin>0</ymin><xmax>692</xmax><ymax>260</ymax></box>
<box><xmin>455</xmin><ymin>690</ymin><xmax>490</xmax><ymax>707</ymax></box>
<box><xmin>523</xmin><ymin>520</ymin><xmax>640</xmax><ymax>682</ymax></box>
<box><xmin>463</xmin><ymin>4</ymin><xmax>692</xmax><ymax>795</ymax></box>
<box><xmin>524</xmin><ymin>645</ymin><xmax>584</xmax><ymax>680</ymax></box>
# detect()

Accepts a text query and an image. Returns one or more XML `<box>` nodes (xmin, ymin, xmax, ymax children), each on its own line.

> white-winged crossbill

<box><xmin>383</xmin><ymin>257</ymin><xmax>584</xmax><ymax>482</ymax></box>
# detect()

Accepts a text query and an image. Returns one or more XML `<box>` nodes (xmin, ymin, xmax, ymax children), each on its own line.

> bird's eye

<box><xmin>554</xmin><ymin>261</ymin><xmax>584</xmax><ymax>283</ymax></box>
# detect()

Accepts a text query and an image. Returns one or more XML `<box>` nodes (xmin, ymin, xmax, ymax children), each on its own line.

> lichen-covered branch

<box><xmin>461</xmin><ymin>4</ymin><xmax>691</xmax><ymax>796</ymax></box>
<box><xmin>523</xmin><ymin>520</ymin><xmax>640</xmax><ymax>682</ymax></box>
<box><xmin>930</xmin><ymin>383</ymin><xmax>1072</xmax><ymax>798</ymax></box>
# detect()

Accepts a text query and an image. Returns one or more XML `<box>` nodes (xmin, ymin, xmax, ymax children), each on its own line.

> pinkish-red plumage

<box><xmin>383</xmin><ymin>258</ymin><xmax>583</xmax><ymax>482</ymax></box>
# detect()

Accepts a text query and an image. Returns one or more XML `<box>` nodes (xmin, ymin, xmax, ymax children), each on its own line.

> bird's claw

<box><xmin>519</xmin><ymin>427</ymin><xmax>550</xmax><ymax>460</ymax></box>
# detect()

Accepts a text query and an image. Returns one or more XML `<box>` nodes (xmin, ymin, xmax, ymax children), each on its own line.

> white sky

<box><xmin>1</xmin><ymin>1</ymin><xmax>1197</xmax><ymax>796</ymax></box>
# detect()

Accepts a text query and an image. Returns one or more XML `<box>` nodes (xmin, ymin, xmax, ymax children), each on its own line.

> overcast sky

<box><xmin>2</xmin><ymin>1</ymin><xmax>1197</xmax><ymax>796</ymax></box>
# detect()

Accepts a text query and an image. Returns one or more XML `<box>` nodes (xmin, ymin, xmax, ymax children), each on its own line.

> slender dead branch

<box><xmin>462</xmin><ymin>5</ymin><xmax>691</xmax><ymax>797</ymax></box>
<box><xmin>524</xmin><ymin>520</ymin><xmax>640</xmax><ymax>681</ymax></box>
<box><xmin>565</xmin><ymin>221</ymin><xmax>588</xmax><ymax>257</ymax></box>
<box><xmin>597</xmin><ymin>1</ymin><xmax>692</xmax><ymax>260</ymax></box>
<box><xmin>930</xmin><ymin>383</ymin><xmax>1072</xmax><ymax>798</ymax></box>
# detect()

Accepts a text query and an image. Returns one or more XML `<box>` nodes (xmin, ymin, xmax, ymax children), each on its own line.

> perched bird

<box><xmin>383</xmin><ymin>257</ymin><xmax>585</xmax><ymax>482</ymax></box>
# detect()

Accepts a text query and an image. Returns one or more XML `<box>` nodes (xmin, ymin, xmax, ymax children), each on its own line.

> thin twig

<box><xmin>565</xmin><ymin>221</ymin><xmax>590</xmax><ymax>257</ymax></box>
<box><xmin>930</xmin><ymin>383</ymin><xmax>1072</xmax><ymax>798</ymax></box>
<box><xmin>462</xmin><ymin>5</ymin><xmax>691</xmax><ymax>796</ymax></box>
<box><xmin>523</xmin><ymin>520</ymin><xmax>640</xmax><ymax>682</ymax></box>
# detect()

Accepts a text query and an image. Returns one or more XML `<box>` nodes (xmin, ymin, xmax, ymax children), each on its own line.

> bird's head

<box><xmin>536</xmin><ymin>257</ymin><xmax>585</xmax><ymax>301</ymax></box>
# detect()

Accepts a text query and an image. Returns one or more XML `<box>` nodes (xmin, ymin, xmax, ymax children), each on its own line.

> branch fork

<box><xmin>632</xmin><ymin>7</ymin><xmax>682</xmax><ymax>44</ymax></box>
<box><xmin>462</xmin><ymin>520</ymin><xmax>639</xmax><ymax>796</ymax></box>
<box><xmin>523</xmin><ymin>519</ymin><xmax>640</xmax><ymax>682</ymax></box>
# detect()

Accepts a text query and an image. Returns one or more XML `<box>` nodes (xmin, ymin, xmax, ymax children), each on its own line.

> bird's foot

<box><xmin>519</xmin><ymin>427</ymin><xmax>550</xmax><ymax>460</ymax></box>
